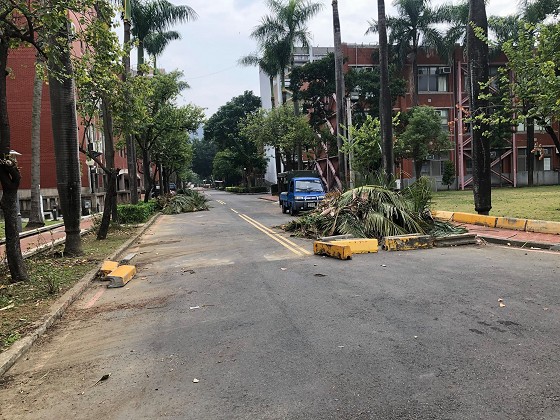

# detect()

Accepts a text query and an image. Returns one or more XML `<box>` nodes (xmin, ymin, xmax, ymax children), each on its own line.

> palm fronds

<box><xmin>159</xmin><ymin>190</ymin><xmax>209</xmax><ymax>214</ymax></box>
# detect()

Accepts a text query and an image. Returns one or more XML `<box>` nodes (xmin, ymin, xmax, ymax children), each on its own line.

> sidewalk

<box><xmin>0</xmin><ymin>217</ymin><xmax>95</xmax><ymax>258</ymax></box>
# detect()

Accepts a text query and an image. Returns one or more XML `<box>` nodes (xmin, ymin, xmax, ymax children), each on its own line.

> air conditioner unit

<box><xmin>441</xmin><ymin>66</ymin><xmax>451</xmax><ymax>74</ymax></box>
<box><xmin>426</xmin><ymin>154</ymin><xmax>435</xmax><ymax>160</ymax></box>
<box><xmin>490</xmin><ymin>151</ymin><xmax>497</xmax><ymax>159</ymax></box>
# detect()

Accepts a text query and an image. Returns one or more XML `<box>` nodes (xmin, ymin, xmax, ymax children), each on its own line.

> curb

<box><xmin>0</xmin><ymin>213</ymin><xmax>160</xmax><ymax>377</ymax></box>
<box><xmin>476</xmin><ymin>234</ymin><xmax>560</xmax><ymax>251</ymax></box>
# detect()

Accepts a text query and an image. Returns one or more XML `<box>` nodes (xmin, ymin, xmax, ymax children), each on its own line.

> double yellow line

<box><xmin>238</xmin><ymin>213</ymin><xmax>311</xmax><ymax>256</ymax></box>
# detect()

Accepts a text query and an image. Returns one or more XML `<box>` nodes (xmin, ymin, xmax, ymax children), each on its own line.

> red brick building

<box><xmin>6</xmin><ymin>46</ymin><xmax>134</xmax><ymax>217</ymax></box>
<box><xmin>341</xmin><ymin>43</ymin><xmax>560</xmax><ymax>189</ymax></box>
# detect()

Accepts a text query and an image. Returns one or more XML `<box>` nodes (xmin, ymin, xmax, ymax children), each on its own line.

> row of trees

<box><xmin>1</xmin><ymin>0</ymin><xmax>202</xmax><ymax>282</ymax></box>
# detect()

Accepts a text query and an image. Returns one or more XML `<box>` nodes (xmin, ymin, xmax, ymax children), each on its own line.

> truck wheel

<box><xmin>289</xmin><ymin>205</ymin><xmax>297</xmax><ymax>216</ymax></box>
<box><xmin>282</xmin><ymin>203</ymin><xmax>288</xmax><ymax>213</ymax></box>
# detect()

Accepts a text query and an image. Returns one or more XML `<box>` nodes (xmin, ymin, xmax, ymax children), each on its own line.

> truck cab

<box><xmin>278</xmin><ymin>173</ymin><xmax>326</xmax><ymax>216</ymax></box>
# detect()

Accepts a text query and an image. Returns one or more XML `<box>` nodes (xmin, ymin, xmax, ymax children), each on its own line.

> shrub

<box><xmin>117</xmin><ymin>201</ymin><xmax>157</xmax><ymax>224</ymax></box>
<box><xmin>225</xmin><ymin>186</ymin><xmax>268</xmax><ymax>193</ymax></box>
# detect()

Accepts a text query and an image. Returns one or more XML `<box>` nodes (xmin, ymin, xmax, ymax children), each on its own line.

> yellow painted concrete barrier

<box><xmin>525</xmin><ymin>219</ymin><xmax>560</xmax><ymax>235</ymax></box>
<box><xmin>331</xmin><ymin>238</ymin><xmax>379</xmax><ymax>254</ymax></box>
<box><xmin>452</xmin><ymin>212</ymin><xmax>497</xmax><ymax>228</ymax></box>
<box><xmin>313</xmin><ymin>241</ymin><xmax>352</xmax><ymax>260</ymax></box>
<box><xmin>432</xmin><ymin>210</ymin><xmax>454</xmax><ymax>221</ymax></box>
<box><xmin>383</xmin><ymin>234</ymin><xmax>433</xmax><ymax>251</ymax></box>
<box><xmin>495</xmin><ymin>217</ymin><xmax>527</xmax><ymax>231</ymax></box>
<box><xmin>107</xmin><ymin>265</ymin><xmax>137</xmax><ymax>288</ymax></box>
<box><xmin>99</xmin><ymin>260</ymin><xmax>119</xmax><ymax>277</ymax></box>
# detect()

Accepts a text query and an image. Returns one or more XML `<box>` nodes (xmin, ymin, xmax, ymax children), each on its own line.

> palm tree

<box><xmin>467</xmin><ymin>0</ymin><xmax>491</xmax><ymax>214</ymax></box>
<box><xmin>251</xmin><ymin>0</ymin><xmax>323</xmax><ymax>172</ymax></box>
<box><xmin>251</xmin><ymin>0</ymin><xmax>323</xmax><ymax>105</ymax></box>
<box><xmin>239</xmin><ymin>49</ymin><xmax>283</xmax><ymax>175</ymax></box>
<box><xmin>48</xmin><ymin>21</ymin><xmax>83</xmax><ymax>255</ymax></box>
<box><xmin>130</xmin><ymin>0</ymin><xmax>197</xmax><ymax>73</ymax></box>
<box><xmin>332</xmin><ymin>0</ymin><xmax>346</xmax><ymax>184</ymax></box>
<box><xmin>144</xmin><ymin>30</ymin><xmax>181</xmax><ymax>72</ymax></box>
<box><xmin>367</xmin><ymin>0</ymin><xmax>445</xmax><ymax>106</ymax></box>
<box><xmin>377</xmin><ymin>0</ymin><xmax>394</xmax><ymax>181</ymax></box>
<box><xmin>26</xmin><ymin>54</ymin><xmax>45</xmax><ymax>229</ymax></box>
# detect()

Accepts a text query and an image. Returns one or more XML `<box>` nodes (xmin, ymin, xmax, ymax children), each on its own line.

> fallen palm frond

<box><xmin>284</xmin><ymin>185</ymin><xmax>429</xmax><ymax>239</ymax></box>
<box><xmin>427</xmin><ymin>220</ymin><xmax>468</xmax><ymax>237</ymax></box>
<box><xmin>159</xmin><ymin>190</ymin><xmax>209</xmax><ymax>214</ymax></box>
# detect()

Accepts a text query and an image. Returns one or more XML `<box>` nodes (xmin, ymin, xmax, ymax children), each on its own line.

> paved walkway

<box><xmin>0</xmin><ymin>217</ymin><xmax>95</xmax><ymax>258</ymax></box>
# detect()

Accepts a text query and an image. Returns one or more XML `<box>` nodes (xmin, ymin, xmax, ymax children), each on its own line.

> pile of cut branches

<box><xmin>283</xmin><ymin>178</ymin><xmax>465</xmax><ymax>239</ymax></box>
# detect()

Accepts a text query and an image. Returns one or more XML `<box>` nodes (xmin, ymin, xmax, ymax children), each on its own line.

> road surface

<box><xmin>1</xmin><ymin>190</ymin><xmax>559</xmax><ymax>419</ymax></box>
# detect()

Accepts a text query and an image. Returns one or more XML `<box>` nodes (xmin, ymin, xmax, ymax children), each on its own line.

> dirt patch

<box><xmin>136</xmin><ymin>240</ymin><xmax>181</xmax><ymax>248</ymax></box>
<box><xmin>67</xmin><ymin>295</ymin><xmax>171</xmax><ymax>320</ymax></box>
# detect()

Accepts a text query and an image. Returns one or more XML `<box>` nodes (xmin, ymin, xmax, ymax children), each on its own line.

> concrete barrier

<box><xmin>432</xmin><ymin>210</ymin><xmax>454</xmax><ymax>221</ymax></box>
<box><xmin>383</xmin><ymin>234</ymin><xmax>433</xmax><ymax>251</ymax></box>
<box><xmin>313</xmin><ymin>241</ymin><xmax>352</xmax><ymax>260</ymax></box>
<box><xmin>107</xmin><ymin>265</ymin><xmax>137</xmax><ymax>288</ymax></box>
<box><xmin>331</xmin><ymin>238</ymin><xmax>379</xmax><ymax>254</ymax></box>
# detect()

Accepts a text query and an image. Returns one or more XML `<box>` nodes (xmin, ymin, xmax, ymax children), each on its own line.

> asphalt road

<box><xmin>1</xmin><ymin>190</ymin><xmax>560</xmax><ymax>420</ymax></box>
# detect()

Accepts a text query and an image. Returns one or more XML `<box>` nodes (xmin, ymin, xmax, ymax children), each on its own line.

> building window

<box><xmin>516</xmin><ymin>120</ymin><xmax>547</xmax><ymax>133</ymax></box>
<box><xmin>418</xmin><ymin>66</ymin><xmax>449</xmax><ymax>92</ymax></box>
<box><xmin>517</xmin><ymin>148</ymin><xmax>527</xmax><ymax>171</ymax></box>
<box><xmin>435</xmin><ymin>109</ymin><xmax>450</xmax><ymax>132</ymax></box>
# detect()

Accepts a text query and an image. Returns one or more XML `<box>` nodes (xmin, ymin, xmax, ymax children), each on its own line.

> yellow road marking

<box><xmin>239</xmin><ymin>213</ymin><xmax>312</xmax><ymax>256</ymax></box>
<box><xmin>215</xmin><ymin>200</ymin><xmax>226</xmax><ymax>205</ymax></box>
<box><xmin>238</xmin><ymin>214</ymin><xmax>305</xmax><ymax>256</ymax></box>
<box><xmin>231</xmin><ymin>208</ymin><xmax>239</xmax><ymax>214</ymax></box>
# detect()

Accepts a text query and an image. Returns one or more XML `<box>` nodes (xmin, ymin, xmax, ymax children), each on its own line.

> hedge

<box><xmin>117</xmin><ymin>201</ymin><xmax>158</xmax><ymax>224</ymax></box>
<box><xmin>225</xmin><ymin>186</ymin><xmax>269</xmax><ymax>194</ymax></box>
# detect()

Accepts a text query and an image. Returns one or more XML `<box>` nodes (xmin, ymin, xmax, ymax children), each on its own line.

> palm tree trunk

<box><xmin>467</xmin><ymin>0</ymin><xmax>491</xmax><ymax>214</ymax></box>
<box><xmin>27</xmin><ymin>53</ymin><xmax>45</xmax><ymax>229</ymax></box>
<box><xmin>142</xmin><ymin>146</ymin><xmax>152</xmax><ymax>202</ymax></box>
<box><xmin>378</xmin><ymin>0</ymin><xmax>394</xmax><ymax>181</ymax></box>
<box><xmin>96</xmin><ymin>169</ymin><xmax>116</xmax><ymax>240</ymax></box>
<box><xmin>411</xmin><ymin>44</ymin><xmax>419</xmax><ymax>106</ymax></box>
<box><xmin>269</xmin><ymin>75</ymin><xmax>282</xmax><ymax>178</ymax></box>
<box><xmin>48</xmin><ymin>22</ymin><xmax>83</xmax><ymax>255</ymax></box>
<box><xmin>526</xmin><ymin>116</ymin><xmax>534</xmax><ymax>186</ymax></box>
<box><xmin>332</xmin><ymin>0</ymin><xmax>347</xmax><ymax>186</ymax></box>
<box><xmin>0</xmin><ymin>41</ymin><xmax>28</xmax><ymax>282</ymax></box>
<box><xmin>123</xmin><ymin>18</ymin><xmax>138</xmax><ymax>204</ymax></box>
<box><xmin>414</xmin><ymin>159</ymin><xmax>423</xmax><ymax>180</ymax></box>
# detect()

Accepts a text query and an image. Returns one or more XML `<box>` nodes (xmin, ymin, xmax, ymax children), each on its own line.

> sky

<box><xmin>144</xmin><ymin>0</ymin><xmax>520</xmax><ymax>119</ymax></box>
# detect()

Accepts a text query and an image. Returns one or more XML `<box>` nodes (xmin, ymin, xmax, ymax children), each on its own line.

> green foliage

<box><xmin>239</xmin><ymin>104</ymin><xmax>317</xmax><ymax>171</ymax></box>
<box><xmin>117</xmin><ymin>202</ymin><xmax>158</xmax><ymax>224</ymax></box>
<box><xmin>191</xmin><ymin>137</ymin><xmax>216</xmax><ymax>179</ymax></box>
<box><xmin>159</xmin><ymin>191</ymin><xmax>209</xmax><ymax>214</ymax></box>
<box><xmin>441</xmin><ymin>160</ymin><xmax>455</xmax><ymax>190</ymax></box>
<box><xmin>225</xmin><ymin>186</ymin><xmax>268</xmax><ymax>193</ymax></box>
<box><xmin>395</xmin><ymin>106</ymin><xmax>452</xmax><ymax>177</ymax></box>
<box><xmin>402</xmin><ymin>176</ymin><xmax>433</xmax><ymax>214</ymax></box>
<box><xmin>284</xmin><ymin>185</ymin><xmax>429</xmax><ymax>239</ymax></box>
<box><xmin>344</xmin><ymin>115</ymin><xmax>382</xmax><ymax>177</ymax></box>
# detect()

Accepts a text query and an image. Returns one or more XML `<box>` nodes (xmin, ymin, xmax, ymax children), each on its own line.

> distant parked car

<box><xmin>169</xmin><ymin>183</ymin><xmax>177</xmax><ymax>191</ymax></box>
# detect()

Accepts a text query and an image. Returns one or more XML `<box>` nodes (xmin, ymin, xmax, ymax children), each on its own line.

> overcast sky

<box><xmin>144</xmin><ymin>0</ymin><xmax>519</xmax><ymax>119</ymax></box>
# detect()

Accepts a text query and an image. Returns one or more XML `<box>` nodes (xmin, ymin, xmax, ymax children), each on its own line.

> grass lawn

<box><xmin>0</xmin><ymin>226</ymin><xmax>136</xmax><ymax>352</ymax></box>
<box><xmin>432</xmin><ymin>185</ymin><xmax>560</xmax><ymax>221</ymax></box>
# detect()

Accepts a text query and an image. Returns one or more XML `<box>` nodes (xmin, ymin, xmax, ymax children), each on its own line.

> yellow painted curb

<box><xmin>452</xmin><ymin>212</ymin><xmax>497</xmax><ymax>228</ymax></box>
<box><xmin>495</xmin><ymin>217</ymin><xmax>527</xmax><ymax>231</ymax></box>
<box><xmin>313</xmin><ymin>241</ymin><xmax>352</xmax><ymax>260</ymax></box>
<box><xmin>331</xmin><ymin>239</ymin><xmax>379</xmax><ymax>254</ymax></box>
<box><xmin>383</xmin><ymin>234</ymin><xmax>433</xmax><ymax>251</ymax></box>
<box><xmin>525</xmin><ymin>219</ymin><xmax>560</xmax><ymax>235</ymax></box>
<box><xmin>99</xmin><ymin>261</ymin><xmax>119</xmax><ymax>277</ymax></box>
<box><xmin>107</xmin><ymin>265</ymin><xmax>137</xmax><ymax>288</ymax></box>
<box><xmin>432</xmin><ymin>210</ymin><xmax>454</xmax><ymax>221</ymax></box>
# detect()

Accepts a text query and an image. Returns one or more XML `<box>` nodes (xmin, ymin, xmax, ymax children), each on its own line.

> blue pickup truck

<box><xmin>278</xmin><ymin>174</ymin><xmax>326</xmax><ymax>216</ymax></box>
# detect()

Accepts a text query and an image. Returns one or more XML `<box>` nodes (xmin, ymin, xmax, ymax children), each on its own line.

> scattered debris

<box><xmin>190</xmin><ymin>306</ymin><xmax>200</xmax><ymax>310</ymax></box>
<box><xmin>314</xmin><ymin>273</ymin><xmax>326</xmax><ymax>277</ymax></box>
<box><xmin>381</xmin><ymin>264</ymin><xmax>386</xmax><ymax>267</ymax></box>
<box><xmin>183</xmin><ymin>269</ymin><xmax>195</xmax><ymax>274</ymax></box>
<box><xmin>192</xmin><ymin>378</ymin><xmax>199</xmax><ymax>383</ymax></box>
<box><xmin>498</xmin><ymin>298</ymin><xmax>506</xmax><ymax>308</ymax></box>
<box><xmin>93</xmin><ymin>373</ymin><xmax>111</xmax><ymax>386</ymax></box>
<box><xmin>0</xmin><ymin>303</ymin><xmax>15</xmax><ymax>311</ymax></box>
<box><xmin>280</xmin><ymin>268</ymin><xmax>287</xmax><ymax>271</ymax></box>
